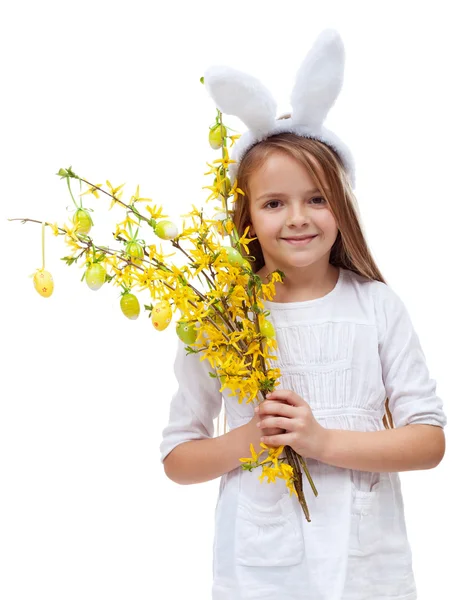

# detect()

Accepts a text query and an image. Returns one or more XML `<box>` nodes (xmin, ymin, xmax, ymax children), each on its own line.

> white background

<box><xmin>1</xmin><ymin>1</ymin><xmax>452</xmax><ymax>598</ymax></box>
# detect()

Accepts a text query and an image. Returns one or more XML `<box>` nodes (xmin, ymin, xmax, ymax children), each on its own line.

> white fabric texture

<box><xmin>159</xmin><ymin>267</ymin><xmax>447</xmax><ymax>600</ymax></box>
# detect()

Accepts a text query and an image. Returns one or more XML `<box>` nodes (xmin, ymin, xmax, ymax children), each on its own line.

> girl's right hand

<box><xmin>248</xmin><ymin>412</ymin><xmax>286</xmax><ymax>449</ymax></box>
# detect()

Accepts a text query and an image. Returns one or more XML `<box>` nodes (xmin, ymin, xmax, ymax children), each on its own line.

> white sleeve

<box><xmin>374</xmin><ymin>282</ymin><xmax>447</xmax><ymax>429</ymax></box>
<box><xmin>159</xmin><ymin>338</ymin><xmax>223</xmax><ymax>463</ymax></box>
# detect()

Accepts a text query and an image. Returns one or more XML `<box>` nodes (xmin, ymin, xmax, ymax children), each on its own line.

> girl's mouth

<box><xmin>282</xmin><ymin>235</ymin><xmax>317</xmax><ymax>245</ymax></box>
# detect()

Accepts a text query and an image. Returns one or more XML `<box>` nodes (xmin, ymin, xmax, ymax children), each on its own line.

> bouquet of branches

<box><xmin>9</xmin><ymin>105</ymin><xmax>319</xmax><ymax>522</ymax></box>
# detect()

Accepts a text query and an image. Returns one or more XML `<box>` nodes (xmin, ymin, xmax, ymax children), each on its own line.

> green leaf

<box><xmin>184</xmin><ymin>346</ymin><xmax>199</xmax><ymax>355</ymax></box>
<box><xmin>200</xmin><ymin>76</ymin><xmax>204</xmax><ymax>84</ymax></box>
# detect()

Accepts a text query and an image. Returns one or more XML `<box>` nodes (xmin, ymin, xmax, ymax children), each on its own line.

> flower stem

<box><xmin>66</xmin><ymin>177</ymin><xmax>80</xmax><ymax>210</ymax></box>
<box><xmin>41</xmin><ymin>221</ymin><xmax>45</xmax><ymax>269</ymax></box>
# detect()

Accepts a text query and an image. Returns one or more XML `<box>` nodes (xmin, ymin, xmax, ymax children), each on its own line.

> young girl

<box><xmin>160</xmin><ymin>30</ymin><xmax>447</xmax><ymax>600</ymax></box>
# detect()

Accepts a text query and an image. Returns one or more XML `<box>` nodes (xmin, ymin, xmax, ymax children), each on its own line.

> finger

<box><xmin>260</xmin><ymin>432</ymin><xmax>293</xmax><ymax>447</ymax></box>
<box><xmin>266</xmin><ymin>389</ymin><xmax>307</xmax><ymax>407</ymax></box>
<box><xmin>262</xmin><ymin>427</ymin><xmax>285</xmax><ymax>437</ymax></box>
<box><xmin>258</xmin><ymin>416</ymin><xmax>295</xmax><ymax>431</ymax></box>
<box><xmin>257</xmin><ymin>400</ymin><xmax>297</xmax><ymax>418</ymax></box>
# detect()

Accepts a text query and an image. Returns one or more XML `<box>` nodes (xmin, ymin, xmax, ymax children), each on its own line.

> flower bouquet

<box><xmin>9</xmin><ymin>99</ymin><xmax>319</xmax><ymax>521</ymax></box>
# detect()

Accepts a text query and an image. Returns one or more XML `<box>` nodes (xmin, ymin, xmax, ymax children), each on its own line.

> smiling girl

<box><xmin>160</xmin><ymin>29</ymin><xmax>447</xmax><ymax>600</ymax></box>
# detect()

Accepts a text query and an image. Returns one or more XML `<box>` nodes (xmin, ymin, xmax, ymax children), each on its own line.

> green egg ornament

<box><xmin>151</xmin><ymin>301</ymin><xmax>172</xmax><ymax>331</ymax></box>
<box><xmin>125</xmin><ymin>240</ymin><xmax>144</xmax><ymax>260</ymax></box>
<box><xmin>155</xmin><ymin>220</ymin><xmax>178</xmax><ymax>240</ymax></box>
<box><xmin>176</xmin><ymin>322</ymin><xmax>197</xmax><ymax>344</ymax></box>
<box><xmin>221</xmin><ymin>246</ymin><xmax>246</xmax><ymax>268</ymax></box>
<box><xmin>208</xmin><ymin>124</ymin><xmax>227</xmax><ymax>149</ymax></box>
<box><xmin>73</xmin><ymin>208</ymin><xmax>93</xmax><ymax>235</ymax></box>
<box><xmin>260</xmin><ymin>318</ymin><xmax>275</xmax><ymax>338</ymax></box>
<box><xmin>120</xmin><ymin>292</ymin><xmax>140</xmax><ymax>320</ymax></box>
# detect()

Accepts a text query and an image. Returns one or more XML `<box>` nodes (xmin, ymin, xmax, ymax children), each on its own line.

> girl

<box><xmin>160</xmin><ymin>30</ymin><xmax>447</xmax><ymax>600</ymax></box>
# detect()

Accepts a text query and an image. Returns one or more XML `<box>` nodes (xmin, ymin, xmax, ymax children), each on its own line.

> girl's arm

<box><xmin>160</xmin><ymin>338</ymin><xmax>281</xmax><ymax>485</ymax></box>
<box><xmin>320</xmin><ymin>281</ymin><xmax>446</xmax><ymax>473</ymax></box>
<box><xmin>319</xmin><ymin>423</ymin><xmax>445</xmax><ymax>472</ymax></box>
<box><xmin>163</xmin><ymin>414</ymin><xmax>265</xmax><ymax>484</ymax></box>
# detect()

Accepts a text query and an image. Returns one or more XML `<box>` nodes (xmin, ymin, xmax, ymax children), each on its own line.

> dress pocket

<box><xmin>235</xmin><ymin>493</ymin><xmax>304</xmax><ymax>567</ymax></box>
<box><xmin>349</xmin><ymin>471</ymin><xmax>381</xmax><ymax>555</ymax></box>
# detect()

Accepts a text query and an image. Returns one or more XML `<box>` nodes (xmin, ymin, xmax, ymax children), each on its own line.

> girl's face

<box><xmin>248</xmin><ymin>151</ymin><xmax>339</xmax><ymax>275</ymax></box>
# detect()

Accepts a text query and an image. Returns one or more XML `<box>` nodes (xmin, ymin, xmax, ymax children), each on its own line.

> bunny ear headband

<box><xmin>203</xmin><ymin>28</ymin><xmax>356</xmax><ymax>189</ymax></box>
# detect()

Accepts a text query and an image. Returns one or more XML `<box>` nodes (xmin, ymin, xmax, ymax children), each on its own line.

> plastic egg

<box><xmin>155</xmin><ymin>220</ymin><xmax>178</xmax><ymax>240</ymax></box>
<box><xmin>33</xmin><ymin>269</ymin><xmax>54</xmax><ymax>298</ymax></box>
<box><xmin>260</xmin><ymin>318</ymin><xmax>275</xmax><ymax>338</ymax></box>
<box><xmin>176</xmin><ymin>322</ymin><xmax>197</xmax><ymax>344</ymax></box>
<box><xmin>151</xmin><ymin>301</ymin><xmax>172</xmax><ymax>331</ymax></box>
<box><xmin>221</xmin><ymin>246</ymin><xmax>246</xmax><ymax>268</ymax></box>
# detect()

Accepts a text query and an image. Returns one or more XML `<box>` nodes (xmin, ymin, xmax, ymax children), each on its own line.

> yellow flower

<box><xmin>239</xmin><ymin>443</ymin><xmax>265</xmax><ymax>464</ymax></box>
<box><xmin>202</xmin><ymin>169</ymin><xmax>229</xmax><ymax>203</ymax></box>
<box><xmin>80</xmin><ymin>183</ymin><xmax>102</xmax><ymax>199</ymax></box>
<box><xmin>212</xmin><ymin>147</ymin><xmax>236</xmax><ymax>170</ymax></box>
<box><xmin>106</xmin><ymin>179</ymin><xmax>125</xmax><ymax>209</ymax></box>
<box><xmin>230</xmin><ymin>179</ymin><xmax>245</xmax><ymax>203</ymax></box>
<box><xmin>47</xmin><ymin>222</ymin><xmax>60</xmax><ymax>236</ymax></box>
<box><xmin>130</xmin><ymin>184</ymin><xmax>154</xmax><ymax>204</ymax></box>
<box><xmin>229</xmin><ymin>134</ymin><xmax>241</xmax><ymax>147</ymax></box>
<box><xmin>204</xmin><ymin>162</ymin><xmax>219</xmax><ymax>176</ymax></box>
<box><xmin>146</xmin><ymin>204</ymin><xmax>168</xmax><ymax>220</ymax></box>
<box><xmin>237</xmin><ymin>226</ymin><xmax>256</xmax><ymax>255</ymax></box>
<box><xmin>259</xmin><ymin>465</ymin><xmax>279</xmax><ymax>483</ymax></box>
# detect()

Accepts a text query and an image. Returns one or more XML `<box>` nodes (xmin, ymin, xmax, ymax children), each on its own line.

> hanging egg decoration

<box><xmin>33</xmin><ymin>268</ymin><xmax>54</xmax><ymax>298</ymax></box>
<box><xmin>154</xmin><ymin>220</ymin><xmax>178</xmax><ymax>240</ymax></box>
<box><xmin>151</xmin><ymin>301</ymin><xmax>172</xmax><ymax>331</ymax></box>
<box><xmin>176</xmin><ymin>321</ymin><xmax>197</xmax><ymax>344</ymax></box>
<box><xmin>73</xmin><ymin>208</ymin><xmax>93</xmax><ymax>234</ymax></box>
<box><xmin>120</xmin><ymin>293</ymin><xmax>140</xmax><ymax>320</ymax></box>
<box><xmin>85</xmin><ymin>263</ymin><xmax>106</xmax><ymax>291</ymax></box>
<box><xmin>259</xmin><ymin>318</ymin><xmax>276</xmax><ymax>339</ymax></box>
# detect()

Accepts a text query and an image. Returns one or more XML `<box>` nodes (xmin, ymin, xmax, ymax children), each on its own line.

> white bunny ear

<box><xmin>203</xmin><ymin>65</ymin><xmax>277</xmax><ymax>137</ymax></box>
<box><xmin>290</xmin><ymin>29</ymin><xmax>345</xmax><ymax>129</ymax></box>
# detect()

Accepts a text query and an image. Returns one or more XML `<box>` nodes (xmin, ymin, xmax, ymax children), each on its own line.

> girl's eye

<box><xmin>264</xmin><ymin>197</ymin><xmax>326</xmax><ymax>209</ymax></box>
<box><xmin>264</xmin><ymin>200</ymin><xmax>282</xmax><ymax>209</ymax></box>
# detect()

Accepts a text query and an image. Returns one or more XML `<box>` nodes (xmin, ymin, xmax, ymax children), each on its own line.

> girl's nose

<box><xmin>286</xmin><ymin>207</ymin><xmax>309</xmax><ymax>227</ymax></box>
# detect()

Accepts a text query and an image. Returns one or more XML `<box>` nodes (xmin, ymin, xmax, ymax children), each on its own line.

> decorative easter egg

<box><xmin>260</xmin><ymin>319</ymin><xmax>275</xmax><ymax>339</ymax></box>
<box><xmin>120</xmin><ymin>293</ymin><xmax>140</xmax><ymax>320</ymax></box>
<box><xmin>85</xmin><ymin>263</ymin><xmax>106</xmax><ymax>291</ymax></box>
<box><xmin>151</xmin><ymin>301</ymin><xmax>172</xmax><ymax>331</ymax></box>
<box><xmin>213</xmin><ymin>174</ymin><xmax>231</xmax><ymax>196</ymax></box>
<box><xmin>33</xmin><ymin>269</ymin><xmax>54</xmax><ymax>298</ymax></box>
<box><xmin>176</xmin><ymin>322</ymin><xmax>197</xmax><ymax>344</ymax></box>
<box><xmin>221</xmin><ymin>246</ymin><xmax>246</xmax><ymax>268</ymax></box>
<box><xmin>155</xmin><ymin>220</ymin><xmax>178</xmax><ymax>240</ymax></box>
<box><xmin>125</xmin><ymin>240</ymin><xmax>144</xmax><ymax>261</ymax></box>
<box><xmin>208</xmin><ymin>124</ymin><xmax>227</xmax><ymax>149</ymax></box>
<box><xmin>73</xmin><ymin>208</ymin><xmax>93</xmax><ymax>234</ymax></box>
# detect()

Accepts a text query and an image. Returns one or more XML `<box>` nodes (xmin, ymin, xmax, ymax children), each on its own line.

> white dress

<box><xmin>159</xmin><ymin>267</ymin><xmax>447</xmax><ymax>600</ymax></box>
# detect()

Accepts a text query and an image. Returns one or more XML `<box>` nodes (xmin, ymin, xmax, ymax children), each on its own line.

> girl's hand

<box><xmin>255</xmin><ymin>389</ymin><xmax>328</xmax><ymax>460</ymax></box>
<box><xmin>248</xmin><ymin>399</ymin><xmax>288</xmax><ymax>449</ymax></box>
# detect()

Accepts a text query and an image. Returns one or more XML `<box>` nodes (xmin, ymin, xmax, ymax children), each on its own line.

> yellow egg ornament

<box><xmin>151</xmin><ymin>301</ymin><xmax>172</xmax><ymax>331</ymax></box>
<box><xmin>33</xmin><ymin>268</ymin><xmax>54</xmax><ymax>298</ymax></box>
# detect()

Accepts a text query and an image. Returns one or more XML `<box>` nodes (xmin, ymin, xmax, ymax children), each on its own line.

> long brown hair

<box><xmin>231</xmin><ymin>125</ymin><xmax>394</xmax><ymax>429</ymax></box>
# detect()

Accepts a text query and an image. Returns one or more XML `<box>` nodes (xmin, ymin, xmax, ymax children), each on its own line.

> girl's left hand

<box><xmin>255</xmin><ymin>389</ymin><xmax>328</xmax><ymax>460</ymax></box>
